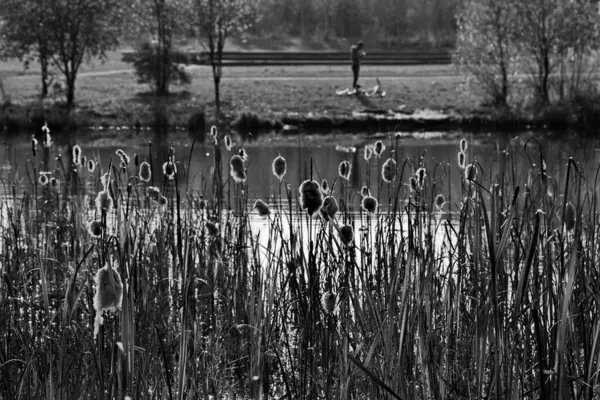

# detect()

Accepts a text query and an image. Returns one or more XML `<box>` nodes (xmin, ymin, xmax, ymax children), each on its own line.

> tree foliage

<box><xmin>455</xmin><ymin>0</ymin><xmax>600</xmax><ymax>108</ymax></box>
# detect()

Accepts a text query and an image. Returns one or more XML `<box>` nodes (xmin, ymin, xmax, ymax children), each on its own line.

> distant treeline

<box><xmin>245</xmin><ymin>0</ymin><xmax>458</xmax><ymax>48</ymax></box>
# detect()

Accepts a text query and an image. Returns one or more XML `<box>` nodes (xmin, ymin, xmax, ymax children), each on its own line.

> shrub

<box><xmin>131</xmin><ymin>42</ymin><xmax>191</xmax><ymax>95</ymax></box>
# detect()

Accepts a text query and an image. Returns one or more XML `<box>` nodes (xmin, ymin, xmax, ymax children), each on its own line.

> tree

<box><xmin>193</xmin><ymin>0</ymin><xmax>257</xmax><ymax>119</ymax></box>
<box><xmin>0</xmin><ymin>0</ymin><xmax>54</xmax><ymax>98</ymax></box>
<box><xmin>129</xmin><ymin>0</ymin><xmax>193</xmax><ymax>96</ymax></box>
<box><xmin>454</xmin><ymin>0</ymin><xmax>515</xmax><ymax>105</ymax></box>
<box><xmin>43</xmin><ymin>0</ymin><xmax>124</xmax><ymax>106</ymax></box>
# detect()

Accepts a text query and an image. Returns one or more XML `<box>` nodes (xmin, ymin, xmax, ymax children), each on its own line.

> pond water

<box><xmin>1</xmin><ymin>128</ymin><xmax>600</xmax><ymax>210</ymax></box>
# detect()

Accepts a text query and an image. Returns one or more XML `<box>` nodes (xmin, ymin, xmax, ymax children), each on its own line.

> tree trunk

<box><xmin>214</xmin><ymin>75</ymin><xmax>221</xmax><ymax>120</ymax></box>
<box><xmin>66</xmin><ymin>76</ymin><xmax>75</xmax><ymax>107</ymax></box>
<box><xmin>40</xmin><ymin>47</ymin><xmax>49</xmax><ymax>98</ymax></box>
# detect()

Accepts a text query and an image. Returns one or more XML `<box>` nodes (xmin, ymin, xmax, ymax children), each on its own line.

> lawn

<box><xmin>0</xmin><ymin>56</ymin><xmax>480</xmax><ymax>130</ymax></box>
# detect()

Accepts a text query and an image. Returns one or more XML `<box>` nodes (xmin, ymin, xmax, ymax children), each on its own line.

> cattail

<box><xmin>409</xmin><ymin>176</ymin><xmax>418</xmax><ymax>192</ymax></box>
<box><xmin>81</xmin><ymin>155</ymin><xmax>87</xmax><ymax>168</ymax></box>
<box><xmin>364</xmin><ymin>145</ymin><xmax>373</xmax><ymax>161</ymax></box>
<box><xmin>134</xmin><ymin>153</ymin><xmax>139</xmax><ymax>167</ymax></box>
<box><xmin>229</xmin><ymin>155</ymin><xmax>246</xmax><ymax>183</ymax></box>
<box><xmin>416</xmin><ymin>167</ymin><xmax>427</xmax><ymax>189</ymax></box>
<box><xmin>50</xmin><ymin>177</ymin><xmax>57</xmax><ymax>187</ymax></box>
<box><xmin>299</xmin><ymin>179</ymin><xmax>323</xmax><ymax>216</ymax></box>
<box><xmin>42</xmin><ymin>123</ymin><xmax>52</xmax><ymax>147</ymax></box>
<box><xmin>321</xmin><ymin>179</ymin><xmax>330</xmax><ymax>195</ymax></box>
<box><xmin>93</xmin><ymin>265</ymin><xmax>123</xmax><ymax>313</ymax></box>
<box><xmin>87</xmin><ymin>220</ymin><xmax>103</xmax><ymax>237</ymax></box>
<box><xmin>139</xmin><ymin>161</ymin><xmax>151</xmax><ymax>182</ymax></box>
<box><xmin>272</xmin><ymin>155</ymin><xmax>287</xmax><ymax>181</ymax></box>
<box><xmin>321</xmin><ymin>196</ymin><xmax>338</xmax><ymax>220</ymax></box>
<box><xmin>100</xmin><ymin>172</ymin><xmax>110</xmax><ymax>190</ymax></box>
<box><xmin>339</xmin><ymin>225</ymin><xmax>354</xmax><ymax>246</ymax></box>
<box><xmin>465</xmin><ymin>163</ymin><xmax>477</xmax><ymax>181</ymax></box>
<box><xmin>460</xmin><ymin>138</ymin><xmax>468</xmax><ymax>153</ymax></box>
<box><xmin>158</xmin><ymin>195</ymin><xmax>168</xmax><ymax>206</ymax></box>
<box><xmin>564</xmin><ymin>202</ymin><xmax>576</xmax><ymax>231</ymax></box>
<box><xmin>39</xmin><ymin>173</ymin><xmax>49</xmax><ymax>186</ymax></box>
<box><xmin>31</xmin><ymin>136</ymin><xmax>38</xmax><ymax>157</ymax></box>
<box><xmin>162</xmin><ymin>161</ymin><xmax>177</xmax><ymax>180</ymax></box>
<box><xmin>95</xmin><ymin>190</ymin><xmax>113</xmax><ymax>213</ymax></box>
<box><xmin>210</xmin><ymin>125</ymin><xmax>218</xmax><ymax>145</ymax></box>
<box><xmin>120</xmin><ymin>152</ymin><xmax>130</xmax><ymax>166</ymax></box>
<box><xmin>374</xmin><ymin>140</ymin><xmax>385</xmax><ymax>157</ymax></box>
<box><xmin>87</xmin><ymin>159</ymin><xmax>96</xmax><ymax>173</ymax></box>
<box><xmin>435</xmin><ymin>194</ymin><xmax>445</xmax><ymax>209</ymax></box>
<box><xmin>361</xmin><ymin>185</ymin><xmax>370</xmax><ymax>198</ymax></box>
<box><xmin>253</xmin><ymin>199</ymin><xmax>270</xmax><ymax>217</ymax></box>
<box><xmin>205</xmin><ymin>221</ymin><xmax>219</xmax><ymax>236</ymax></box>
<box><xmin>72</xmin><ymin>145</ymin><xmax>82</xmax><ymax>166</ymax></box>
<box><xmin>239</xmin><ymin>148</ymin><xmax>248</xmax><ymax>162</ymax></box>
<box><xmin>361</xmin><ymin>195</ymin><xmax>378</xmax><ymax>215</ymax></box>
<box><xmin>338</xmin><ymin>160</ymin><xmax>352</xmax><ymax>181</ymax></box>
<box><xmin>382</xmin><ymin>158</ymin><xmax>397</xmax><ymax>182</ymax></box>
<box><xmin>224</xmin><ymin>134</ymin><xmax>233</xmax><ymax>151</ymax></box>
<box><xmin>147</xmin><ymin>186</ymin><xmax>160</xmax><ymax>201</ymax></box>
<box><xmin>321</xmin><ymin>291</ymin><xmax>336</xmax><ymax>314</ymax></box>
<box><xmin>458</xmin><ymin>151</ymin><xmax>466</xmax><ymax>169</ymax></box>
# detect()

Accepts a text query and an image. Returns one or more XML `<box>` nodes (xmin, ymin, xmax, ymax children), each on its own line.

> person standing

<box><xmin>351</xmin><ymin>41</ymin><xmax>366</xmax><ymax>90</ymax></box>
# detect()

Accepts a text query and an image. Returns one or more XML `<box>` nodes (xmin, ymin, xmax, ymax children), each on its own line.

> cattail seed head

<box><xmin>87</xmin><ymin>159</ymin><xmax>96</xmax><ymax>173</ymax></box>
<box><xmin>458</xmin><ymin>151</ymin><xmax>466</xmax><ymax>169</ymax></box>
<box><xmin>321</xmin><ymin>179</ymin><xmax>330</xmax><ymax>195</ymax></box>
<box><xmin>162</xmin><ymin>161</ymin><xmax>177</xmax><ymax>180</ymax></box>
<box><xmin>361</xmin><ymin>195</ymin><xmax>378</xmax><ymax>215</ymax></box>
<box><xmin>338</xmin><ymin>160</ymin><xmax>352</xmax><ymax>181</ymax></box>
<box><xmin>361</xmin><ymin>185</ymin><xmax>370</xmax><ymax>198</ymax></box>
<box><xmin>95</xmin><ymin>190</ymin><xmax>113</xmax><ymax>214</ymax></box>
<box><xmin>87</xmin><ymin>220</ymin><xmax>103</xmax><ymax>238</ymax></box>
<box><xmin>416</xmin><ymin>167</ymin><xmax>426</xmax><ymax>189</ymax></box>
<box><xmin>272</xmin><ymin>155</ymin><xmax>287</xmax><ymax>181</ymax></box>
<box><xmin>81</xmin><ymin>155</ymin><xmax>87</xmax><ymax>168</ymax></box>
<box><xmin>382</xmin><ymin>158</ymin><xmax>397</xmax><ymax>182</ymax></box>
<box><xmin>50</xmin><ymin>177</ymin><xmax>57</xmax><ymax>187</ymax></box>
<box><xmin>39</xmin><ymin>173</ymin><xmax>49</xmax><ymax>186</ymax></box>
<box><xmin>374</xmin><ymin>140</ymin><xmax>386</xmax><ymax>157</ymax></box>
<box><xmin>321</xmin><ymin>196</ymin><xmax>338</xmax><ymax>220</ymax></box>
<box><xmin>339</xmin><ymin>225</ymin><xmax>354</xmax><ymax>246</ymax></box>
<box><xmin>364</xmin><ymin>145</ymin><xmax>373</xmax><ymax>161</ymax></box>
<box><xmin>93</xmin><ymin>265</ymin><xmax>123</xmax><ymax>313</ymax></box>
<box><xmin>460</xmin><ymin>138</ymin><xmax>468</xmax><ymax>153</ymax></box>
<box><xmin>465</xmin><ymin>163</ymin><xmax>477</xmax><ymax>181</ymax></box>
<box><xmin>253</xmin><ymin>199</ymin><xmax>270</xmax><ymax>217</ymax></box>
<box><xmin>239</xmin><ymin>148</ymin><xmax>248</xmax><ymax>162</ymax></box>
<box><xmin>119</xmin><ymin>152</ymin><xmax>130</xmax><ymax>166</ymax></box>
<box><xmin>73</xmin><ymin>145</ymin><xmax>82</xmax><ymax>166</ymax></box>
<box><xmin>299</xmin><ymin>179</ymin><xmax>323</xmax><ymax>216</ymax></box>
<box><xmin>139</xmin><ymin>161</ymin><xmax>151</xmax><ymax>182</ymax></box>
<box><xmin>147</xmin><ymin>186</ymin><xmax>160</xmax><ymax>201</ymax></box>
<box><xmin>224</xmin><ymin>134</ymin><xmax>233</xmax><ymax>151</ymax></box>
<box><xmin>565</xmin><ymin>202</ymin><xmax>576</xmax><ymax>231</ymax></box>
<box><xmin>158</xmin><ymin>195</ymin><xmax>168</xmax><ymax>206</ymax></box>
<box><xmin>409</xmin><ymin>176</ymin><xmax>418</xmax><ymax>192</ymax></box>
<box><xmin>229</xmin><ymin>155</ymin><xmax>247</xmax><ymax>183</ymax></box>
<box><xmin>321</xmin><ymin>291</ymin><xmax>336</xmax><ymax>314</ymax></box>
<box><xmin>134</xmin><ymin>153</ymin><xmax>139</xmax><ymax>167</ymax></box>
<box><xmin>210</xmin><ymin>125</ymin><xmax>218</xmax><ymax>144</ymax></box>
<box><xmin>205</xmin><ymin>221</ymin><xmax>219</xmax><ymax>236</ymax></box>
<box><xmin>31</xmin><ymin>136</ymin><xmax>38</xmax><ymax>157</ymax></box>
<box><xmin>435</xmin><ymin>194</ymin><xmax>445</xmax><ymax>209</ymax></box>
<box><xmin>42</xmin><ymin>123</ymin><xmax>52</xmax><ymax>147</ymax></box>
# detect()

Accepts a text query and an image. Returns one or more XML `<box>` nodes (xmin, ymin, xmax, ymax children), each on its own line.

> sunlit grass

<box><xmin>0</xmin><ymin>128</ymin><xmax>598</xmax><ymax>399</ymax></box>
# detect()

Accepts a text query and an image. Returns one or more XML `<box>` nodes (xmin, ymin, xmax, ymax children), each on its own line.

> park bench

<box><xmin>122</xmin><ymin>50</ymin><xmax>453</xmax><ymax>66</ymax></box>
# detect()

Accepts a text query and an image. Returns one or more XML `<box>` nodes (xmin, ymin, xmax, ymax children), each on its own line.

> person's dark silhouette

<box><xmin>350</xmin><ymin>41</ymin><xmax>366</xmax><ymax>90</ymax></box>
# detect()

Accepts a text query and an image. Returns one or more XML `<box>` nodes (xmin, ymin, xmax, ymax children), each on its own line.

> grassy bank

<box><xmin>1</xmin><ymin>132</ymin><xmax>598</xmax><ymax>399</ymax></box>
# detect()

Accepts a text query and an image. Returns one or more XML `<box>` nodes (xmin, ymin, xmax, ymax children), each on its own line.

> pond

<box><xmin>1</xmin><ymin>128</ymin><xmax>599</xmax><ymax>211</ymax></box>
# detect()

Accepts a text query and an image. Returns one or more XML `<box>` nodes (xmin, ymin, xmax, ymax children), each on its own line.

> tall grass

<box><xmin>1</xmin><ymin>129</ymin><xmax>599</xmax><ymax>400</ymax></box>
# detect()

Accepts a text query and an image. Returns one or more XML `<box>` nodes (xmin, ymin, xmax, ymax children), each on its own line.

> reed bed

<box><xmin>0</xmin><ymin>129</ymin><xmax>599</xmax><ymax>400</ymax></box>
